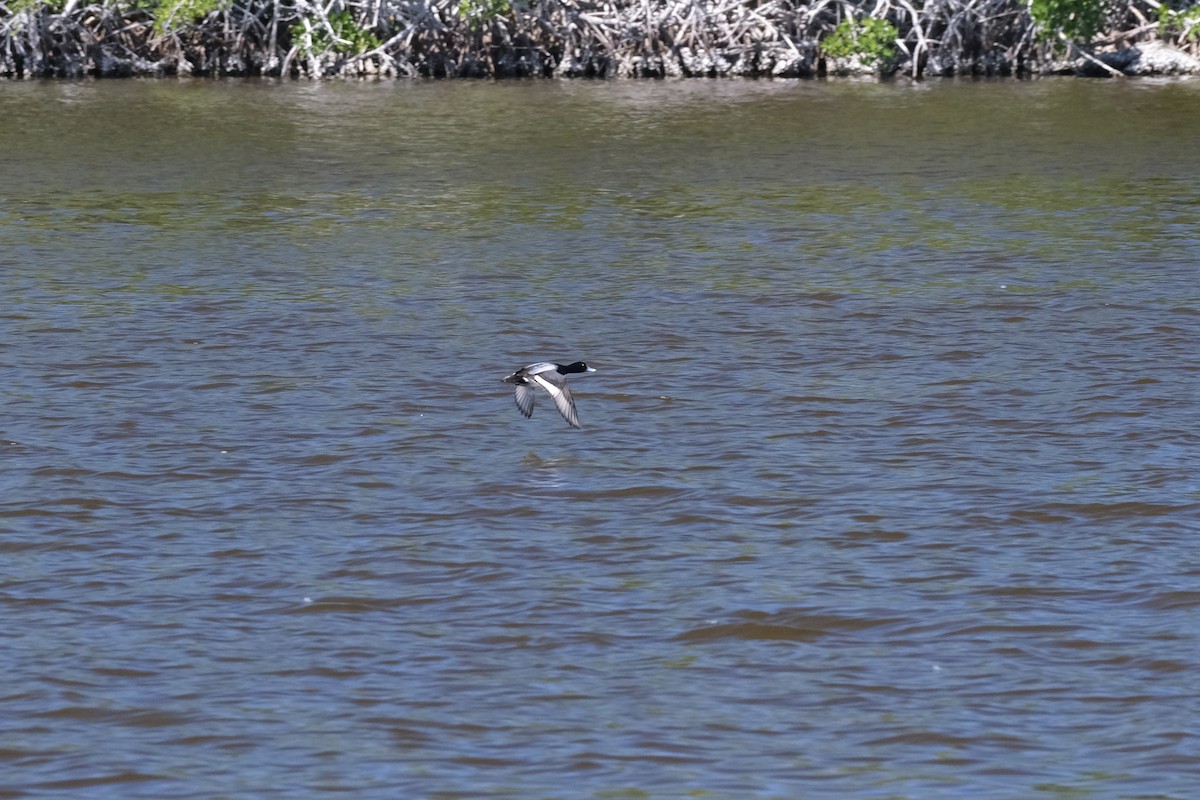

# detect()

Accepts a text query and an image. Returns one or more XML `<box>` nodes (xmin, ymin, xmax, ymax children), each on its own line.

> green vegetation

<box><xmin>291</xmin><ymin>9</ymin><xmax>381</xmax><ymax>56</ymax></box>
<box><xmin>1029</xmin><ymin>0</ymin><xmax>1108</xmax><ymax>42</ymax></box>
<box><xmin>1158</xmin><ymin>2</ymin><xmax>1200</xmax><ymax>42</ymax></box>
<box><xmin>821</xmin><ymin>16</ymin><xmax>899</xmax><ymax>67</ymax></box>
<box><xmin>6</xmin><ymin>0</ymin><xmax>61</xmax><ymax>10</ymax></box>
<box><xmin>457</xmin><ymin>0</ymin><xmax>512</xmax><ymax>26</ymax></box>
<box><xmin>152</xmin><ymin>0</ymin><xmax>229</xmax><ymax>36</ymax></box>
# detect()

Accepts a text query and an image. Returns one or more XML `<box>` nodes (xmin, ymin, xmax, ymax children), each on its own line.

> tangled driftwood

<box><xmin>0</xmin><ymin>0</ymin><xmax>1197</xmax><ymax>78</ymax></box>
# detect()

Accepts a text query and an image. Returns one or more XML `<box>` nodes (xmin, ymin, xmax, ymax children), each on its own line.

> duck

<box><xmin>502</xmin><ymin>361</ymin><xmax>595</xmax><ymax>429</ymax></box>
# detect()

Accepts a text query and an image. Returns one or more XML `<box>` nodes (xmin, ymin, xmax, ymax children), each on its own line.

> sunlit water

<box><xmin>2</xmin><ymin>78</ymin><xmax>1200</xmax><ymax>799</ymax></box>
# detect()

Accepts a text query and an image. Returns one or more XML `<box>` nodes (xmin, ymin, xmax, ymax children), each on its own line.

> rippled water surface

<box><xmin>2</xmin><ymin>78</ymin><xmax>1200</xmax><ymax>799</ymax></box>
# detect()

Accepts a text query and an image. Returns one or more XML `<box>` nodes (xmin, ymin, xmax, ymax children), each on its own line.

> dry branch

<box><xmin>1</xmin><ymin>0</ymin><xmax>1198</xmax><ymax>79</ymax></box>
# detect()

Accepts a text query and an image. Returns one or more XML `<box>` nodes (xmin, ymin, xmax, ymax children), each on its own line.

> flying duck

<box><xmin>502</xmin><ymin>361</ymin><xmax>595</xmax><ymax>429</ymax></box>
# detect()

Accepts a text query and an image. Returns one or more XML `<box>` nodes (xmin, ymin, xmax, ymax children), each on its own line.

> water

<box><xmin>2</xmin><ymin>77</ymin><xmax>1200</xmax><ymax>799</ymax></box>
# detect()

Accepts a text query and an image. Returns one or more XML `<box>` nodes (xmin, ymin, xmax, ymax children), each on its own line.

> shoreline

<box><xmin>2</xmin><ymin>0</ymin><xmax>1198</xmax><ymax>80</ymax></box>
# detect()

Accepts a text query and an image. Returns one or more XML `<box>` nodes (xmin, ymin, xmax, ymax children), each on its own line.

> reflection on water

<box><xmin>2</xmin><ymin>78</ymin><xmax>1200</xmax><ymax>799</ymax></box>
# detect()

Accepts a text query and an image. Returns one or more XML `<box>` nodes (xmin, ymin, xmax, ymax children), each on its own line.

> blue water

<box><xmin>2</xmin><ymin>78</ymin><xmax>1200</xmax><ymax>799</ymax></box>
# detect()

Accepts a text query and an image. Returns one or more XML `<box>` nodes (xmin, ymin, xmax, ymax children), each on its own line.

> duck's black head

<box><xmin>559</xmin><ymin>361</ymin><xmax>595</xmax><ymax>374</ymax></box>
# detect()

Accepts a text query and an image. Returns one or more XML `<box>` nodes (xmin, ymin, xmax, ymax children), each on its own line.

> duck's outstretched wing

<box><xmin>513</xmin><ymin>383</ymin><xmax>536</xmax><ymax>419</ymax></box>
<box><xmin>531</xmin><ymin>373</ymin><xmax>582</xmax><ymax>429</ymax></box>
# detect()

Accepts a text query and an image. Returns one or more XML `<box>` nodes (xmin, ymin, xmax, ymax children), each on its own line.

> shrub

<box><xmin>457</xmin><ymin>0</ymin><xmax>512</xmax><ymax>26</ymax></box>
<box><xmin>291</xmin><ymin>9</ymin><xmax>381</xmax><ymax>56</ymax></box>
<box><xmin>1157</xmin><ymin>3</ymin><xmax>1200</xmax><ymax>42</ymax></box>
<box><xmin>153</xmin><ymin>0</ymin><xmax>229</xmax><ymax>36</ymax></box>
<box><xmin>822</xmin><ymin>17</ymin><xmax>899</xmax><ymax>67</ymax></box>
<box><xmin>1029</xmin><ymin>0</ymin><xmax>1108</xmax><ymax>42</ymax></box>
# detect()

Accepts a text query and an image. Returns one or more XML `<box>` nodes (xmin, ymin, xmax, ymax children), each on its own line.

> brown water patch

<box><xmin>37</xmin><ymin>772</ymin><xmax>163</xmax><ymax>790</ymax></box>
<box><xmin>1139</xmin><ymin>591</ymin><xmax>1200</xmax><ymax>611</ymax></box>
<box><xmin>677</xmin><ymin>622</ymin><xmax>829</xmax><ymax>642</ymax></box>
<box><xmin>826</xmin><ymin>529</ymin><xmax>910</xmax><ymax>547</ymax></box>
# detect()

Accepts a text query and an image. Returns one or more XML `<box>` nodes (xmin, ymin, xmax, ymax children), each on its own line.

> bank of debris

<box><xmin>1</xmin><ymin>0</ymin><xmax>1197</xmax><ymax>78</ymax></box>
